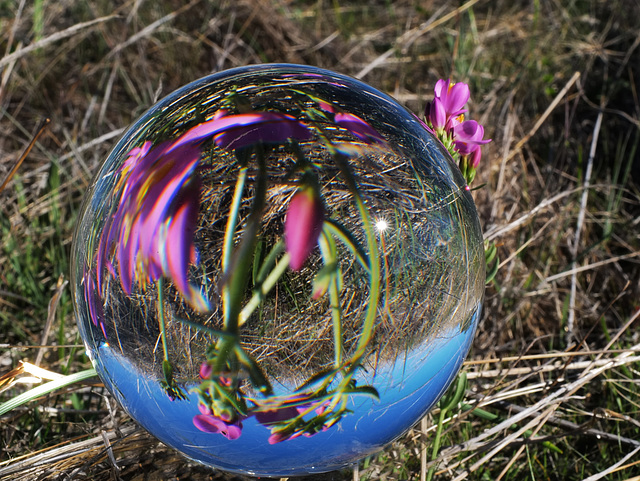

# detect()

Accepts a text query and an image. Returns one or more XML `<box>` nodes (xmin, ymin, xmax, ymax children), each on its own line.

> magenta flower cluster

<box><xmin>194</xmin><ymin>361</ymin><xmax>330</xmax><ymax>443</ymax></box>
<box><xmin>425</xmin><ymin>79</ymin><xmax>491</xmax><ymax>180</ymax></box>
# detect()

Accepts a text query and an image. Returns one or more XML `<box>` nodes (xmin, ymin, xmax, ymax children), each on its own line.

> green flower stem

<box><xmin>255</xmin><ymin>239</ymin><xmax>285</xmax><ymax>285</ymax></box>
<box><xmin>206</xmin><ymin>147</ymin><xmax>269</xmax><ymax>394</ymax></box>
<box><xmin>238</xmin><ymin>251</ymin><xmax>291</xmax><ymax>327</ymax></box>
<box><xmin>233</xmin><ymin>344</ymin><xmax>272</xmax><ymax>394</ymax></box>
<box><xmin>380</xmin><ymin>230</ymin><xmax>392</xmax><ymax>316</ymax></box>
<box><xmin>222</xmin><ymin>167</ymin><xmax>248</xmax><ymax>272</ymax></box>
<box><xmin>319</xmin><ymin>230</ymin><xmax>343</xmax><ymax>368</ymax></box>
<box><xmin>221</xmin><ymin>166</ymin><xmax>248</xmax><ymax>324</ymax></box>
<box><xmin>157</xmin><ymin>278</ymin><xmax>169</xmax><ymax>364</ymax></box>
<box><xmin>176</xmin><ymin>317</ymin><xmax>238</xmax><ymax>341</ymax></box>
<box><xmin>324</xmin><ymin>219</ymin><xmax>370</xmax><ymax>274</ymax></box>
<box><xmin>157</xmin><ymin>278</ymin><xmax>187</xmax><ymax>399</ymax></box>
<box><xmin>212</xmin><ymin>380</ymin><xmax>246</xmax><ymax>414</ymax></box>
<box><xmin>351</xmin><ymin>193</ymin><xmax>381</xmax><ymax>362</ymax></box>
<box><xmin>329</xmin><ymin>275</ymin><xmax>343</xmax><ymax>367</ymax></box>
<box><xmin>223</xmin><ymin>148</ymin><xmax>268</xmax><ymax>335</ymax></box>
<box><xmin>332</xmin><ymin>153</ymin><xmax>380</xmax><ymax>366</ymax></box>
<box><xmin>212</xmin><ymin>336</ymin><xmax>236</xmax><ymax>374</ymax></box>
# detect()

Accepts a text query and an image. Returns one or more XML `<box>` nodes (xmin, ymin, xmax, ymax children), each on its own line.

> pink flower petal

<box><xmin>193</xmin><ymin>414</ymin><xmax>243</xmax><ymax>440</ymax></box>
<box><xmin>434</xmin><ymin>79</ymin><xmax>470</xmax><ymax>116</ymax></box>
<box><xmin>255</xmin><ymin>406</ymin><xmax>300</xmax><ymax>425</ymax></box>
<box><xmin>334</xmin><ymin>112</ymin><xmax>385</xmax><ymax>144</ymax></box>
<box><xmin>453</xmin><ymin>120</ymin><xmax>491</xmax><ymax>155</ymax></box>
<box><xmin>199</xmin><ymin>362</ymin><xmax>212</xmax><ymax>380</ymax></box>
<box><xmin>469</xmin><ymin>147</ymin><xmax>482</xmax><ymax>168</ymax></box>
<box><xmin>174</xmin><ymin>111</ymin><xmax>311</xmax><ymax>151</ymax></box>
<box><xmin>428</xmin><ymin>98</ymin><xmax>447</xmax><ymax>131</ymax></box>
<box><xmin>443</xmin><ymin>82</ymin><xmax>470</xmax><ymax>115</ymax></box>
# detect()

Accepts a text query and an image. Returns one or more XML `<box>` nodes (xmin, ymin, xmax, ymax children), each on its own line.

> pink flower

<box><xmin>193</xmin><ymin>413</ymin><xmax>243</xmax><ymax>440</ymax></box>
<box><xmin>175</xmin><ymin>110</ymin><xmax>312</xmax><ymax>151</ymax></box>
<box><xmin>257</xmin><ymin>402</ymin><xmax>329</xmax><ymax>444</ymax></box>
<box><xmin>284</xmin><ymin>186</ymin><xmax>325</xmax><ymax>271</ymax></box>
<box><xmin>267</xmin><ymin>431</ymin><xmax>292</xmax><ymax>444</ymax></box>
<box><xmin>254</xmin><ymin>406</ymin><xmax>301</xmax><ymax>425</ymax></box>
<box><xmin>434</xmin><ymin>79</ymin><xmax>470</xmax><ymax>117</ymax></box>
<box><xmin>452</xmin><ymin>120</ymin><xmax>491</xmax><ymax>156</ymax></box>
<box><xmin>83</xmin><ymin>270</ymin><xmax>107</xmax><ymax>338</ymax></box>
<box><xmin>444</xmin><ymin>113</ymin><xmax>462</xmax><ymax>132</ymax></box>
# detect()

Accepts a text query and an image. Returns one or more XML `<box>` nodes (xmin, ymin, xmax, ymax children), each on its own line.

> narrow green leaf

<box><xmin>324</xmin><ymin>218</ymin><xmax>370</xmax><ymax>273</ymax></box>
<box><xmin>0</xmin><ymin>368</ymin><xmax>97</xmax><ymax>416</ymax></box>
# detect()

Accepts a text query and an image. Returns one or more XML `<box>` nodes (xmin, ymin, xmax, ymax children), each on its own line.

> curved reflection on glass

<box><xmin>71</xmin><ymin>64</ymin><xmax>484</xmax><ymax>477</ymax></box>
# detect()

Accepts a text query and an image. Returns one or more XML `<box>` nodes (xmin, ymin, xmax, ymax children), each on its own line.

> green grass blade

<box><xmin>0</xmin><ymin>368</ymin><xmax>98</xmax><ymax>416</ymax></box>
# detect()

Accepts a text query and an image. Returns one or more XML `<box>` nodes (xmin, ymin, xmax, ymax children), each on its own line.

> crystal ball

<box><xmin>71</xmin><ymin>64</ymin><xmax>484</xmax><ymax>477</ymax></box>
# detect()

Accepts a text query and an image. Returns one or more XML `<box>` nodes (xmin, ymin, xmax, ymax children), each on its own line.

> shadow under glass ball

<box><xmin>71</xmin><ymin>64</ymin><xmax>485</xmax><ymax>477</ymax></box>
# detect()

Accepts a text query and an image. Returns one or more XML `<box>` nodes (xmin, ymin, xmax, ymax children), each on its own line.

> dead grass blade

<box><xmin>440</xmin><ymin>346</ymin><xmax>640</xmax><ymax>477</ymax></box>
<box><xmin>0</xmin><ymin>119</ymin><xmax>49</xmax><ymax>194</ymax></box>
<box><xmin>567</xmin><ymin>89</ymin><xmax>605</xmax><ymax>342</ymax></box>
<box><xmin>0</xmin><ymin>361</ymin><xmax>64</xmax><ymax>394</ymax></box>
<box><xmin>34</xmin><ymin>274</ymin><xmax>68</xmax><ymax>366</ymax></box>
<box><xmin>0</xmin><ymin>15</ymin><xmax>117</xmax><ymax>70</ymax></box>
<box><xmin>355</xmin><ymin>0</ymin><xmax>481</xmax><ymax>79</ymax></box>
<box><xmin>580</xmin><ymin>446</ymin><xmax>640</xmax><ymax>481</ymax></box>
<box><xmin>105</xmin><ymin>0</ymin><xmax>201</xmax><ymax>59</ymax></box>
<box><xmin>503</xmin><ymin>71</ymin><xmax>581</xmax><ymax>164</ymax></box>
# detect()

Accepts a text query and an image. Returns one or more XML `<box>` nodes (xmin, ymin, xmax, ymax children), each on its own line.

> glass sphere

<box><xmin>71</xmin><ymin>64</ymin><xmax>484</xmax><ymax>477</ymax></box>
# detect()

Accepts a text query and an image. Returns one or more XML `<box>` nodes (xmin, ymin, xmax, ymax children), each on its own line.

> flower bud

<box><xmin>284</xmin><ymin>186</ymin><xmax>325</xmax><ymax>271</ymax></box>
<box><xmin>427</xmin><ymin>98</ymin><xmax>447</xmax><ymax>132</ymax></box>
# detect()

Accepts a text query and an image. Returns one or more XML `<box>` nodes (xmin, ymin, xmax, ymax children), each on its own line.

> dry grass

<box><xmin>1</xmin><ymin>0</ymin><xmax>639</xmax><ymax>480</ymax></box>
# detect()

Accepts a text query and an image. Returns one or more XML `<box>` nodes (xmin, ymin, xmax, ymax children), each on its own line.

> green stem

<box><xmin>233</xmin><ymin>343</ymin><xmax>272</xmax><ymax>394</ymax></box>
<box><xmin>222</xmin><ymin>167</ymin><xmax>248</xmax><ymax>324</ymax></box>
<box><xmin>324</xmin><ymin>218</ymin><xmax>370</xmax><ymax>273</ymax></box>
<box><xmin>331</xmin><ymin>154</ymin><xmax>380</xmax><ymax>364</ymax></box>
<box><xmin>157</xmin><ymin>278</ymin><xmax>169</xmax><ymax>363</ymax></box>
<box><xmin>223</xmin><ymin>148</ymin><xmax>268</xmax><ymax>334</ymax></box>
<box><xmin>239</xmin><ymin>252</ymin><xmax>290</xmax><ymax>326</ymax></box>
<box><xmin>352</xmin><ymin>192</ymin><xmax>381</xmax><ymax>362</ymax></box>
<box><xmin>319</xmin><ymin>230</ymin><xmax>343</xmax><ymax>368</ymax></box>
<box><xmin>329</xmin><ymin>275</ymin><xmax>342</xmax><ymax>367</ymax></box>
<box><xmin>222</xmin><ymin>167</ymin><xmax>248</xmax><ymax>272</ymax></box>
<box><xmin>212</xmin><ymin>337</ymin><xmax>235</xmax><ymax>374</ymax></box>
<box><xmin>380</xmin><ymin>231</ymin><xmax>392</xmax><ymax>317</ymax></box>
<box><xmin>176</xmin><ymin>316</ymin><xmax>238</xmax><ymax>341</ymax></box>
<box><xmin>255</xmin><ymin>239</ymin><xmax>285</xmax><ymax>285</ymax></box>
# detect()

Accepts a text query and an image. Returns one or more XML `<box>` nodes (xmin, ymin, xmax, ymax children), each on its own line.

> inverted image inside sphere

<box><xmin>71</xmin><ymin>64</ymin><xmax>484</xmax><ymax>476</ymax></box>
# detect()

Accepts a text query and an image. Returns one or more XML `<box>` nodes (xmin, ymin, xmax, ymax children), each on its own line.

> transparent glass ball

<box><xmin>71</xmin><ymin>64</ymin><xmax>485</xmax><ymax>477</ymax></box>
